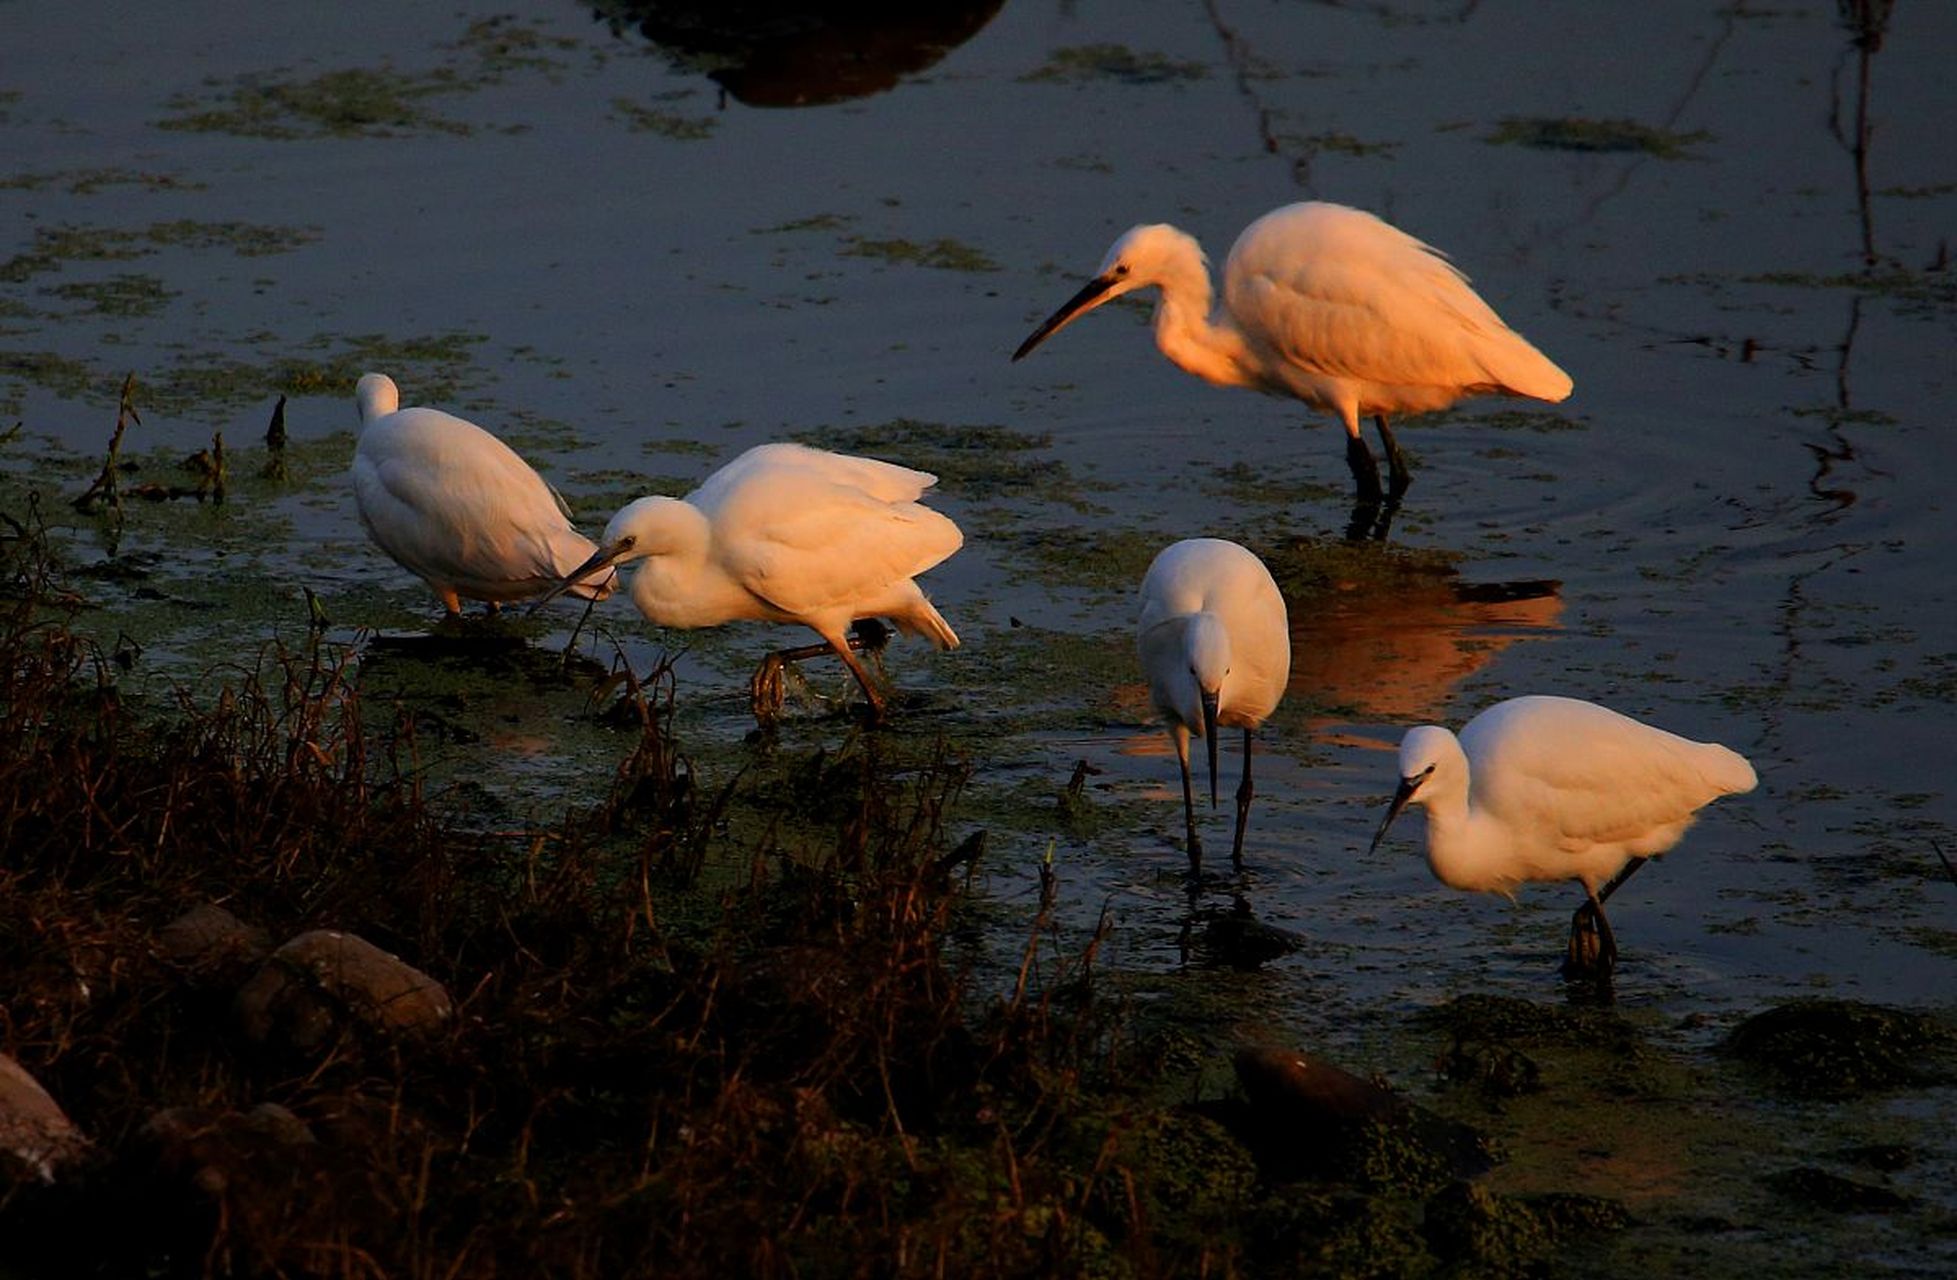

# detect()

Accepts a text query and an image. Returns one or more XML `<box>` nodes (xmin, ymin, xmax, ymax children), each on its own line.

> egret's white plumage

<box><xmin>1371</xmin><ymin>695</ymin><xmax>1756</xmax><ymax>974</ymax></box>
<box><xmin>1014</xmin><ymin>202</ymin><xmax>1572</xmax><ymax>504</ymax></box>
<box><xmin>350</xmin><ymin>372</ymin><xmax>615</xmax><ymax>614</ymax></box>
<box><xmin>1137</xmin><ymin>538</ymin><xmax>1291</xmax><ymax>874</ymax></box>
<box><xmin>548</xmin><ymin>442</ymin><xmax>963</xmax><ymax>720</ymax></box>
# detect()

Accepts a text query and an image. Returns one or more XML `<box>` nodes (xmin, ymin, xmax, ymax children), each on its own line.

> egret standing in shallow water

<box><xmin>539</xmin><ymin>443</ymin><xmax>963</xmax><ymax>723</ymax></box>
<box><xmin>350</xmin><ymin>373</ymin><xmax>616</xmax><ymax>615</ymax></box>
<box><xmin>1138</xmin><ymin>538</ymin><xmax>1291</xmax><ymax>876</ymax></box>
<box><xmin>1013</xmin><ymin>202</ymin><xmax>1572</xmax><ymax>510</ymax></box>
<box><xmin>1370</xmin><ymin>695</ymin><xmax>1757</xmax><ymax>978</ymax></box>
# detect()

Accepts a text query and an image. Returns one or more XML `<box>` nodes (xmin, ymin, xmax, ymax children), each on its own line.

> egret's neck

<box><xmin>622</xmin><ymin>502</ymin><xmax>766</xmax><ymax>630</ymax></box>
<box><xmin>1149</xmin><ymin>256</ymin><xmax>1255</xmax><ymax>390</ymax></box>
<box><xmin>1409</xmin><ymin>753</ymin><xmax>1514</xmax><ymax>894</ymax></box>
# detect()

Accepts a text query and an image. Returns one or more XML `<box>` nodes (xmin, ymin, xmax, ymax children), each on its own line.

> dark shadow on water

<box><xmin>591</xmin><ymin>0</ymin><xmax>1005</xmax><ymax>107</ymax></box>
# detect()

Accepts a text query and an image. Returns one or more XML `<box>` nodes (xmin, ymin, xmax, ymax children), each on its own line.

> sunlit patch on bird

<box><xmin>1136</xmin><ymin>538</ymin><xmax>1290</xmax><ymax>878</ymax></box>
<box><xmin>1014</xmin><ymin>202</ymin><xmax>1572</xmax><ymax>534</ymax></box>
<box><xmin>1370</xmin><ymin>695</ymin><xmax>1756</xmax><ymax>983</ymax></box>
<box><xmin>349</xmin><ymin>372</ymin><xmax>617</xmax><ymax>617</ymax></box>
<box><xmin>538</xmin><ymin>442</ymin><xmax>963</xmax><ymax>726</ymax></box>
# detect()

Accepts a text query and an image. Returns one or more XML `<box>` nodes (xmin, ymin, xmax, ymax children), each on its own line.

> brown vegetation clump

<box><xmin>0</xmin><ymin>503</ymin><xmax>1221</xmax><ymax>1278</ymax></box>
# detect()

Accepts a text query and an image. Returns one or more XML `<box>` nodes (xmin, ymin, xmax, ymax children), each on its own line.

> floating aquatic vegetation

<box><xmin>1020</xmin><ymin>43</ymin><xmax>1209</xmax><ymax>86</ymax></box>
<box><xmin>1486</xmin><ymin>116</ymin><xmax>1711</xmax><ymax>158</ymax></box>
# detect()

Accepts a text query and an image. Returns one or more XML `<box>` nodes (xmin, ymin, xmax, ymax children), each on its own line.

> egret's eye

<box><xmin>618</xmin><ymin>535</ymin><xmax>637</xmax><ymax>549</ymax></box>
<box><xmin>1114</xmin><ymin>263</ymin><xmax>1131</xmax><ymax>277</ymax></box>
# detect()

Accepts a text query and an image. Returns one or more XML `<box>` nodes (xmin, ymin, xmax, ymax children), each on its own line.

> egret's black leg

<box><xmin>1345</xmin><ymin>432</ymin><xmax>1384</xmax><ymax>506</ymax></box>
<box><xmin>1596</xmin><ymin>856</ymin><xmax>1649</xmax><ymax>905</ymax></box>
<box><xmin>1375</xmin><ymin>415</ymin><xmax>1411</xmax><ymax>501</ymax></box>
<box><xmin>1231</xmin><ymin>728</ymin><xmax>1255</xmax><ymax>871</ymax></box>
<box><xmin>749</xmin><ymin>620</ymin><xmax>893</xmax><ymax>724</ymax></box>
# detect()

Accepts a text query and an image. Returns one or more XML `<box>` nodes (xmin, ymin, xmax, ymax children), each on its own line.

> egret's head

<box><xmin>1011</xmin><ymin>222</ymin><xmax>1205</xmax><ymax>362</ymax></box>
<box><xmin>355</xmin><ymin>372</ymin><xmax>399</xmax><ymax>425</ymax></box>
<box><xmin>530</xmin><ymin>496</ymin><xmax>695</xmax><ymax>611</ymax></box>
<box><xmin>1369</xmin><ymin>725</ymin><xmax>1453</xmax><ymax>853</ymax></box>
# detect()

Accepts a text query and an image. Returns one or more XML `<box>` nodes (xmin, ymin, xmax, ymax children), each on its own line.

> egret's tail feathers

<box><xmin>893</xmin><ymin>598</ymin><xmax>960</xmax><ymax>650</ymax></box>
<box><xmin>1492</xmin><ymin>340</ymin><xmax>1573</xmax><ymax>404</ymax></box>
<box><xmin>1703</xmin><ymin>744</ymin><xmax>1758</xmax><ymax>797</ymax></box>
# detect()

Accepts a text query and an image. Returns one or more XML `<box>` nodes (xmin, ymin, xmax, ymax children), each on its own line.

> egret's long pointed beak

<box><xmin>1369</xmin><ymin>775</ymin><xmax>1424</xmax><ymax>854</ymax></box>
<box><xmin>1012</xmin><ymin>273</ymin><xmax>1118</xmax><ymax>362</ymax></box>
<box><xmin>1201</xmin><ymin>690</ymin><xmax>1220</xmax><ymax>809</ymax></box>
<box><xmin>528</xmin><ymin>538</ymin><xmax>631</xmax><ymax>615</ymax></box>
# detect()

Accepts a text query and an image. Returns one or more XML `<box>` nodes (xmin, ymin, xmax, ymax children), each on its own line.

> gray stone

<box><xmin>0</xmin><ymin>1054</ymin><xmax>89</xmax><ymax>1184</ymax></box>
<box><xmin>235</xmin><ymin>929</ymin><xmax>452</xmax><ymax>1051</ymax></box>
<box><xmin>156</xmin><ymin>902</ymin><xmax>272</xmax><ymax>981</ymax></box>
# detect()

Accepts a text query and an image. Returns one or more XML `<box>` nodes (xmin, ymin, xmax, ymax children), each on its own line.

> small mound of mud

<box><xmin>1761</xmin><ymin>1166</ymin><xmax>1915</xmax><ymax>1213</ymax></box>
<box><xmin>1721</xmin><ymin>999</ymin><xmax>1956</xmax><ymax>1098</ymax></box>
<box><xmin>1418</xmin><ymin>994</ymin><xmax>1646</xmax><ymax>1100</ymax></box>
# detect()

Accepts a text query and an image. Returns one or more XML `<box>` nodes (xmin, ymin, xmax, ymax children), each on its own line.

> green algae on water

<box><xmin>1020</xmin><ymin>44</ymin><xmax>1209</xmax><ymax>86</ymax></box>
<box><xmin>1486</xmin><ymin>116</ymin><xmax>1711</xmax><ymax>158</ymax></box>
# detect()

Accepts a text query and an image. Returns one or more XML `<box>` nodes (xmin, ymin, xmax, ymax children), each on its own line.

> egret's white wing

<box><xmin>1462</xmin><ymin>697</ymin><xmax>1749</xmax><ymax>855</ymax></box>
<box><xmin>709</xmin><ymin>467</ymin><xmax>962</xmax><ymax>621</ymax></box>
<box><xmin>354</xmin><ymin>408</ymin><xmax>594</xmax><ymax>587</ymax></box>
<box><xmin>1225</xmin><ymin>204</ymin><xmax>1570</xmax><ymax>402</ymax></box>
<box><xmin>691</xmin><ymin>442</ymin><xmax>940</xmax><ymax>514</ymax></box>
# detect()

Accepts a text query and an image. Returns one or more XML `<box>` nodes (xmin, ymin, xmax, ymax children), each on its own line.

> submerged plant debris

<box><xmin>1485</xmin><ymin>116</ymin><xmax>1711</xmax><ymax>158</ymax></box>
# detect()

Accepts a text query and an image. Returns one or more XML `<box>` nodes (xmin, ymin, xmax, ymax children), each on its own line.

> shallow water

<box><xmin>4</xmin><ymin>0</ymin><xmax>1955</xmax><ymax>1271</ymax></box>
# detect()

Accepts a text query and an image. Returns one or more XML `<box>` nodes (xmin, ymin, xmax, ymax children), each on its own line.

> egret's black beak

<box><xmin>1012</xmin><ymin>273</ymin><xmax>1118</xmax><ymax>362</ymax></box>
<box><xmin>528</xmin><ymin>538</ymin><xmax>630</xmax><ymax>615</ymax></box>
<box><xmin>1201</xmin><ymin>689</ymin><xmax>1220</xmax><ymax>809</ymax></box>
<box><xmin>1369</xmin><ymin>772</ymin><xmax>1427</xmax><ymax>854</ymax></box>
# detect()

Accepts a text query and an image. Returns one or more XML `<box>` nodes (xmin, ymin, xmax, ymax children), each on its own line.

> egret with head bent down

<box><xmin>1013</xmin><ymin>202</ymin><xmax>1572</xmax><ymax>508</ymax></box>
<box><xmin>349</xmin><ymin>372</ymin><xmax>616</xmax><ymax>615</ymax></box>
<box><xmin>1370</xmin><ymin>695</ymin><xmax>1757</xmax><ymax>978</ymax></box>
<box><xmin>540</xmin><ymin>443</ymin><xmax>963</xmax><ymax>723</ymax></box>
<box><xmin>1138</xmin><ymin>538</ymin><xmax>1291</xmax><ymax>877</ymax></box>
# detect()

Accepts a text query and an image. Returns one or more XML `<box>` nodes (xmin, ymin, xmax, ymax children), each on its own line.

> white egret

<box><xmin>350</xmin><ymin>373</ymin><xmax>615</xmax><ymax>614</ymax></box>
<box><xmin>1013</xmin><ymin>202</ymin><xmax>1572</xmax><ymax>506</ymax></box>
<box><xmin>1370</xmin><ymin>695</ymin><xmax>1757</xmax><ymax>976</ymax></box>
<box><xmin>540</xmin><ymin>442</ymin><xmax>963</xmax><ymax>723</ymax></box>
<box><xmin>1138</xmin><ymin>538</ymin><xmax>1291</xmax><ymax>875</ymax></box>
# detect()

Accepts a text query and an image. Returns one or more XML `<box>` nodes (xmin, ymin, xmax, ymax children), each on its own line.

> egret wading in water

<box><xmin>538</xmin><ymin>443</ymin><xmax>963</xmax><ymax>724</ymax></box>
<box><xmin>1370</xmin><ymin>695</ymin><xmax>1756</xmax><ymax>978</ymax></box>
<box><xmin>1138</xmin><ymin>538</ymin><xmax>1291</xmax><ymax>876</ymax></box>
<box><xmin>1013</xmin><ymin>202</ymin><xmax>1572</xmax><ymax>520</ymax></box>
<box><xmin>350</xmin><ymin>373</ymin><xmax>616</xmax><ymax>615</ymax></box>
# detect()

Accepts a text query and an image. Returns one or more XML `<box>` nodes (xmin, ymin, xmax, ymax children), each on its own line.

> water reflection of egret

<box><xmin>1013</xmin><ymin>202</ymin><xmax>1572</xmax><ymax>508</ymax></box>
<box><xmin>1290</xmin><ymin>578</ymin><xmax>1564</xmax><ymax>735</ymax></box>
<box><xmin>1137</xmin><ymin>538</ymin><xmax>1290</xmax><ymax>876</ymax></box>
<box><xmin>1370</xmin><ymin>695</ymin><xmax>1757</xmax><ymax>979</ymax></box>
<box><xmin>597</xmin><ymin>1</ymin><xmax>1004</xmax><ymax>107</ymax></box>
<box><xmin>350</xmin><ymin>373</ymin><xmax>617</xmax><ymax>617</ymax></box>
<box><xmin>539</xmin><ymin>443</ymin><xmax>963</xmax><ymax>724</ymax></box>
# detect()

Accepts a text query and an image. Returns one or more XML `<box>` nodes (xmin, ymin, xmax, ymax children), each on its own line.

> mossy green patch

<box><xmin>752</xmin><ymin>214</ymin><xmax>852</xmax><ymax>235</ymax></box>
<box><xmin>41</xmin><ymin>272</ymin><xmax>178</xmax><ymax>317</ymax></box>
<box><xmin>160</xmin><ymin>67</ymin><xmax>475</xmax><ymax>138</ymax></box>
<box><xmin>1005</xmin><ymin>524</ymin><xmax>1166</xmax><ymax>595</ymax></box>
<box><xmin>1722</xmin><ymin>999</ymin><xmax>1957</xmax><ymax>1097</ymax></box>
<box><xmin>1291</xmin><ymin>130</ymin><xmax>1399</xmax><ymax>158</ymax></box>
<box><xmin>0</xmin><ymin>333</ymin><xmax>487</xmax><ymax>420</ymax></box>
<box><xmin>1487</xmin><ymin>117</ymin><xmax>1711</xmax><ymax>158</ymax></box>
<box><xmin>0</xmin><ymin>168</ymin><xmax>206</xmax><ymax>195</ymax></box>
<box><xmin>841</xmin><ymin>236</ymin><xmax>999</xmax><ymax>273</ymax></box>
<box><xmin>793</xmin><ymin>418</ymin><xmax>1094</xmax><ymax>507</ymax></box>
<box><xmin>0</xmin><ymin>220</ymin><xmax>318</xmax><ymax>284</ymax></box>
<box><xmin>1255</xmin><ymin>535</ymin><xmax>1461</xmax><ymax>601</ymax></box>
<box><xmin>1020</xmin><ymin>44</ymin><xmax>1209</xmax><ymax>86</ymax></box>
<box><xmin>611</xmin><ymin>98</ymin><xmax>717</xmax><ymax>139</ymax></box>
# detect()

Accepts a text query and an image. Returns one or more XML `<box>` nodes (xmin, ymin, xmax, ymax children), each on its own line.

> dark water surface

<box><xmin>4</xmin><ymin>1</ymin><xmax>1954</xmax><ymax>1271</ymax></box>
